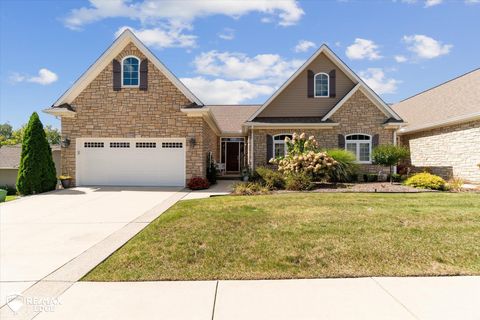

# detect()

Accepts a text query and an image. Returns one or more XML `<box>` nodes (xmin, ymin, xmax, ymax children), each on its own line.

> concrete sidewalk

<box><xmin>26</xmin><ymin>276</ymin><xmax>480</xmax><ymax>320</ymax></box>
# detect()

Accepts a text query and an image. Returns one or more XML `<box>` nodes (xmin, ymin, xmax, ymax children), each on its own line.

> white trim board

<box><xmin>53</xmin><ymin>29</ymin><xmax>203</xmax><ymax>107</ymax></box>
<box><xmin>248</xmin><ymin>44</ymin><xmax>402</xmax><ymax>121</ymax></box>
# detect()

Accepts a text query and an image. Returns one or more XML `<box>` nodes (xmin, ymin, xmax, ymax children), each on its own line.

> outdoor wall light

<box><xmin>61</xmin><ymin>137</ymin><xmax>71</xmax><ymax>148</ymax></box>
<box><xmin>189</xmin><ymin>137</ymin><xmax>196</xmax><ymax>148</ymax></box>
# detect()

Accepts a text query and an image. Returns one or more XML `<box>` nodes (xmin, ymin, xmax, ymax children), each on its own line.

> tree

<box><xmin>16</xmin><ymin>112</ymin><xmax>57</xmax><ymax>195</ymax></box>
<box><xmin>372</xmin><ymin>144</ymin><xmax>410</xmax><ymax>183</ymax></box>
<box><xmin>44</xmin><ymin>125</ymin><xmax>61</xmax><ymax>145</ymax></box>
<box><xmin>0</xmin><ymin>123</ymin><xmax>13</xmax><ymax>143</ymax></box>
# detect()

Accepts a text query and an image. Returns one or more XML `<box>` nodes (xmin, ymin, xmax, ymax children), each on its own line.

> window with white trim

<box><xmin>345</xmin><ymin>134</ymin><xmax>371</xmax><ymax>163</ymax></box>
<box><xmin>273</xmin><ymin>134</ymin><xmax>292</xmax><ymax>157</ymax></box>
<box><xmin>314</xmin><ymin>73</ymin><xmax>329</xmax><ymax>97</ymax></box>
<box><xmin>122</xmin><ymin>56</ymin><xmax>139</xmax><ymax>87</ymax></box>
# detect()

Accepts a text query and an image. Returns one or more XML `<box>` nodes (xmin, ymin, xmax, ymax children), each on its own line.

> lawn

<box><xmin>5</xmin><ymin>195</ymin><xmax>17</xmax><ymax>202</ymax></box>
<box><xmin>84</xmin><ymin>193</ymin><xmax>480</xmax><ymax>281</ymax></box>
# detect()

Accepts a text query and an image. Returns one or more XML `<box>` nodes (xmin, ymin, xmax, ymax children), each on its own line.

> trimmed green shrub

<box><xmin>1</xmin><ymin>185</ymin><xmax>17</xmax><ymax>196</ymax></box>
<box><xmin>285</xmin><ymin>172</ymin><xmax>313</xmax><ymax>191</ymax></box>
<box><xmin>255</xmin><ymin>166</ymin><xmax>285</xmax><ymax>190</ymax></box>
<box><xmin>372</xmin><ymin>145</ymin><xmax>410</xmax><ymax>183</ymax></box>
<box><xmin>390</xmin><ymin>173</ymin><xmax>402</xmax><ymax>183</ymax></box>
<box><xmin>233</xmin><ymin>182</ymin><xmax>270</xmax><ymax>195</ymax></box>
<box><xmin>325</xmin><ymin>149</ymin><xmax>358</xmax><ymax>182</ymax></box>
<box><xmin>366</xmin><ymin>173</ymin><xmax>378</xmax><ymax>182</ymax></box>
<box><xmin>404</xmin><ymin>172</ymin><xmax>446</xmax><ymax>190</ymax></box>
<box><xmin>16</xmin><ymin>112</ymin><xmax>57</xmax><ymax>195</ymax></box>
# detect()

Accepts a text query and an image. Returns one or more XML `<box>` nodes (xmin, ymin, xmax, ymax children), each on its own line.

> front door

<box><xmin>226</xmin><ymin>142</ymin><xmax>240</xmax><ymax>172</ymax></box>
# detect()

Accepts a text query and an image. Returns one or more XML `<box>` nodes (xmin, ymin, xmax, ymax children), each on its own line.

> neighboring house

<box><xmin>0</xmin><ymin>145</ymin><xmax>61</xmax><ymax>188</ymax></box>
<box><xmin>392</xmin><ymin>69</ymin><xmax>480</xmax><ymax>183</ymax></box>
<box><xmin>44</xmin><ymin>29</ymin><xmax>404</xmax><ymax>187</ymax></box>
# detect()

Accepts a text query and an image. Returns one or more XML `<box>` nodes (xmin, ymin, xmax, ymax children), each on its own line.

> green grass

<box><xmin>84</xmin><ymin>193</ymin><xmax>480</xmax><ymax>281</ymax></box>
<box><xmin>5</xmin><ymin>195</ymin><xmax>17</xmax><ymax>202</ymax></box>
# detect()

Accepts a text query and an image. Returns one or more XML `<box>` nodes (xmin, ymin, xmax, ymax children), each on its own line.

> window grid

<box><xmin>123</xmin><ymin>57</ymin><xmax>139</xmax><ymax>86</ymax></box>
<box><xmin>84</xmin><ymin>142</ymin><xmax>104</xmax><ymax>148</ymax></box>
<box><xmin>273</xmin><ymin>134</ymin><xmax>292</xmax><ymax>158</ymax></box>
<box><xmin>345</xmin><ymin>134</ymin><xmax>371</xmax><ymax>163</ymax></box>
<box><xmin>136</xmin><ymin>142</ymin><xmax>156</xmax><ymax>148</ymax></box>
<box><xmin>314</xmin><ymin>73</ymin><xmax>329</xmax><ymax>97</ymax></box>
<box><xmin>110</xmin><ymin>142</ymin><xmax>130</xmax><ymax>148</ymax></box>
<box><xmin>162</xmin><ymin>142</ymin><xmax>183</xmax><ymax>148</ymax></box>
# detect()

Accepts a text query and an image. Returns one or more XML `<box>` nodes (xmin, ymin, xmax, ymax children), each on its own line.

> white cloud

<box><xmin>180</xmin><ymin>77</ymin><xmax>274</xmax><ymax>104</ymax></box>
<box><xmin>403</xmin><ymin>34</ymin><xmax>452</xmax><ymax>59</ymax></box>
<box><xmin>294</xmin><ymin>40</ymin><xmax>316</xmax><ymax>53</ymax></box>
<box><xmin>425</xmin><ymin>0</ymin><xmax>443</xmax><ymax>6</ymax></box>
<box><xmin>115</xmin><ymin>25</ymin><xmax>196</xmax><ymax>48</ymax></box>
<box><xmin>10</xmin><ymin>68</ymin><xmax>58</xmax><ymax>85</ymax></box>
<box><xmin>394</xmin><ymin>55</ymin><xmax>407</xmax><ymax>63</ymax></box>
<box><xmin>64</xmin><ymin>0</ymin><xmax>304</xmax><ymax>30</ymax></box>
<box><xmin>192</xmin><ymin>50</ymin><xmax>303</xmax><ymax>87</ymax></box>
<box><xmin>218</xmin><ymin>28</ymin><xmax>235</xmax><ymax>40</ymax></box>
<box><xmin>345</xmin><ymin>38</ymin><xmax>382</xmax><ymax>60</ymax></box>
<box><xmin>359</xmin><ymin>68</ymin><xmax>400</xmax><ymax>94</ymax></box>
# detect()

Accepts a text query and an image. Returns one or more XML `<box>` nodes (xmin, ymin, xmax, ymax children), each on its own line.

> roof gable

<box><xmin>53</xmin><ymin>29</ymin><xmax>202</xmax><ymax>107</ymax></box>
<box><xmin>248</xmin><ymin>44</ymin><xmax>401</xmax><ymax>121</ymax></box>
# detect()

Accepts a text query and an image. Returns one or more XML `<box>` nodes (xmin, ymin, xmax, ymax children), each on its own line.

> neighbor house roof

<box><xmin>392</xmin><ymin>68</ymin><xmax>480</xmax><ymax>134</ymax></box>
<box><xmin>207</xmin><ymin>105</ymin><xmax>261</xmax><ymax>134</ymax></box>
<box><xmin>0</xmin><ymin>145</ymin><xmax>60</xmax><ymax>169</ymax></box>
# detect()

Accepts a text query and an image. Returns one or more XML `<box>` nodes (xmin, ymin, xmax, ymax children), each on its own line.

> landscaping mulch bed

<box><xmin>310</xmin><ymin>182</ymin><xmax>432</xmax><ymax>193</ymax></box>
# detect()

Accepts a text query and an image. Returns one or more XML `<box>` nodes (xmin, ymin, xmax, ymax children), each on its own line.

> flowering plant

<box><xmin>270</xmin><ymin>133</ymin><xmax>338</xmax><ymax>181</ymax></box>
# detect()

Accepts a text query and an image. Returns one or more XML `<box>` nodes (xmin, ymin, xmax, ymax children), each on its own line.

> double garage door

<box><xmin>76</xmin><ymin>138</ymin><xmax>186</xmax><ymax>187</ymax></box>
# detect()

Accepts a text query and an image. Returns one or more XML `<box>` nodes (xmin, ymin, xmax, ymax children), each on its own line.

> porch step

<box><xmin>217</xmin><ymin>175</ymin><xmax>242</xmax><ymax>180</ymax></box>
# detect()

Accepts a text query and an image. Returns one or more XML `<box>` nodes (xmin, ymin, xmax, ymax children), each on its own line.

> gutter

<box><xmin>398</xmin><ymin>112</ymin><xmax>480</xmax><ymax>135</ymax></box>
<box><xmin>243</xmin><ymin>122</ymin><xmax>339</xmax><ymax>129</ymax></box>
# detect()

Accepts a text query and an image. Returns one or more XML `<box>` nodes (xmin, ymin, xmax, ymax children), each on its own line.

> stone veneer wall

<box><xmin>252</xmin><ymin>90</ymin><xmax>395</xmax><ymax>174</ymax></box>
<box><xmin>399</xmin><ymin>120</ymin><xmax>480</xmax><ymax>183</ymax></box>
<box><xmin>61</xmin><ymin>42</ymin><xmax>214</xmax><ymax>185</ymax></box>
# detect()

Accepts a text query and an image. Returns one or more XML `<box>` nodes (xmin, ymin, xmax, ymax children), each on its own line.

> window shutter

<box><xmin>307</xmin><ymin>70</ymin><xmax>314</xmax><ymax>98</ymax></box>
<box><xmin>372</xmin><ymin>134</ymin><xmax>379</xmax><ymax>148</ymax></box>
<box><xmin>338</xmin><ymin>134</ymin><xmax>345</xmax><ymax>149</ymax></box>
<box><xmin>112</xmin><ymin>59</ymin><xmax>121</xmax><ymax>91</ymax></box>
<box><xmin>329</xmin><ymin>69</ymin><xmax>336</xmax><ymax>98</ymax></box>
<box><xmin>139</xmin><ymin>59</ymin><xmax>148</xmax><ymax>91</ymax></box>
<box><xmin>266</xmin><ymin>134</ymin><xmax>273</xmax><ymax>162</ymax></box>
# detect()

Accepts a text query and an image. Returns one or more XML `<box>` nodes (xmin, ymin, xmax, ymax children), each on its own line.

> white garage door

<box><xmin>76</xmin><ymin>138</ymin><xmax>186</xmax><ymax>187</ymax></box>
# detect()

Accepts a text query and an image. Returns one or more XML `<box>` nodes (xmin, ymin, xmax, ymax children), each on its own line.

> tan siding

<box><xmin>258</xmin><ymin>53</ymin><xmax>356</xmax><ymax>118</ymax></box>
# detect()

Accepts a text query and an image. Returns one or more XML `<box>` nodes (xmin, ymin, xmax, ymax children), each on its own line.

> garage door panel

<box><xmin>77</xmin><ymin>139</ymin><xmax>185</xmax><ymax>187</ymax></box>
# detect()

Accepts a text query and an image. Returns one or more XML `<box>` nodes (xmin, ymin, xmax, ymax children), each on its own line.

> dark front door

<box><xmin>226</xmin><ymin>142</ymin><xmax>240</xmax><ymax>172</ymax></box>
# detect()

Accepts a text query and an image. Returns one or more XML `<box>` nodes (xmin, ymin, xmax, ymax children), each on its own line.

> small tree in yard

<box><xmin>16</xmin><ymin>112</ymin><xmax>57</xmax><ymax>195</ymax></box>
<box><xmin>372</xmin><ymin>144</ymin><xmax>410</xmax><ymax>183</ymax></box>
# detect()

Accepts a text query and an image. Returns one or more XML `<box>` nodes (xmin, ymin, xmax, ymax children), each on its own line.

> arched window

<box><xmin>345</xmin><ymin>134</ymin><xmax>372</xmax><ymax>163</ymax></box>
<box><xmin>122</xmin><ymin>56</ymin><xmax>140</xmax><ymax>87</ymax></box>
<box><xmin>273</xmin><ymin>134</ymin><xmax>293</xmax><ymax>157</ymax></box>
<box><xmin>314</xmin><ymin>73</ymin><xmax>329</xmax><ymax>97</ymax></box>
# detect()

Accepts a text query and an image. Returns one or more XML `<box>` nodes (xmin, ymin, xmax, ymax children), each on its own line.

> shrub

<box><xmin>390</xmin><ymin>173</ymin><xmax>402</xmax><ymax>183</ymax></box>
<box><xmin>1</xmin><ymin>185</ymin><xmax>17</xmax><ymax>196</ymax></box>
<box><xmin>16</xmin><ymin>112</ymin><xmax>57</xmax><ymax>195</ymax></box>
<box><xmin>447</xmin><ymin>177</ymin><xmax>464</xmax><ymax>192</ymax></box>
<box><xmin>372</xmin><ymin>145</ymin><xmax>410</xmax><ymax>183</ymax></box>
<box><xmin>255</xmin><ymin>166</ymin><xmax>285</xmax><ymax>190</ymax></box>
<box><xmin>285</xmin><ymin>172</ymin><xmax>313</xmax><ymax>191</ymax></box>
<box><xmin>232</xmin><ymin>182</ymin><xmax>270</xmax><ymax>195</ymax></box>
<box><xmin>187</xmin><ymin>177</ymin><xmax>210</xmax><ymax>190</ymax></box>
<box><xmin>325</xmin><ymin>149</ymin><xmax>357</xmax><ymax>182</ymax></box>
<box><xmin>366</xmin><ymin>173</ymin><xmax>378</xmax><ymax>182</ymax></box>
<box><xmin>404</xmin><ymin>172</ymin><xmax>446</xmax><ymax>190</ymax></box>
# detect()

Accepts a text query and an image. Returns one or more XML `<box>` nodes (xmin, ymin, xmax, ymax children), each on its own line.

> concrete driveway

<box><xmin>0</xmin><ymin>187</ymin><xmax>183</xmax><ymax>307</ymax></box>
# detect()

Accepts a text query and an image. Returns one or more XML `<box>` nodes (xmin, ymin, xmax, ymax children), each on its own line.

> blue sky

<box><xmin>1</xmin><ymin>0</ymin><xmax>479</xmax><ymax>129</ymax></box>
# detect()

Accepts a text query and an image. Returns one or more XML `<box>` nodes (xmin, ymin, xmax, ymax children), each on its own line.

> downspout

<box><xmin>251</xmin><ymin>125</ymin><xmax>255</xmax><ymax>170</ymax></box>
<box><xmin>393</xmin><ymin>129</ymin><xmax>398</xmax><ymax>174</ymax></box>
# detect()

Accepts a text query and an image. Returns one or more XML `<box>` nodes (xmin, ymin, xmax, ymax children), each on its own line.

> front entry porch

<box><xmin>219</xmin><ymin>137</ymin><xmax>245</xmax><ymax>175</ymax></box>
